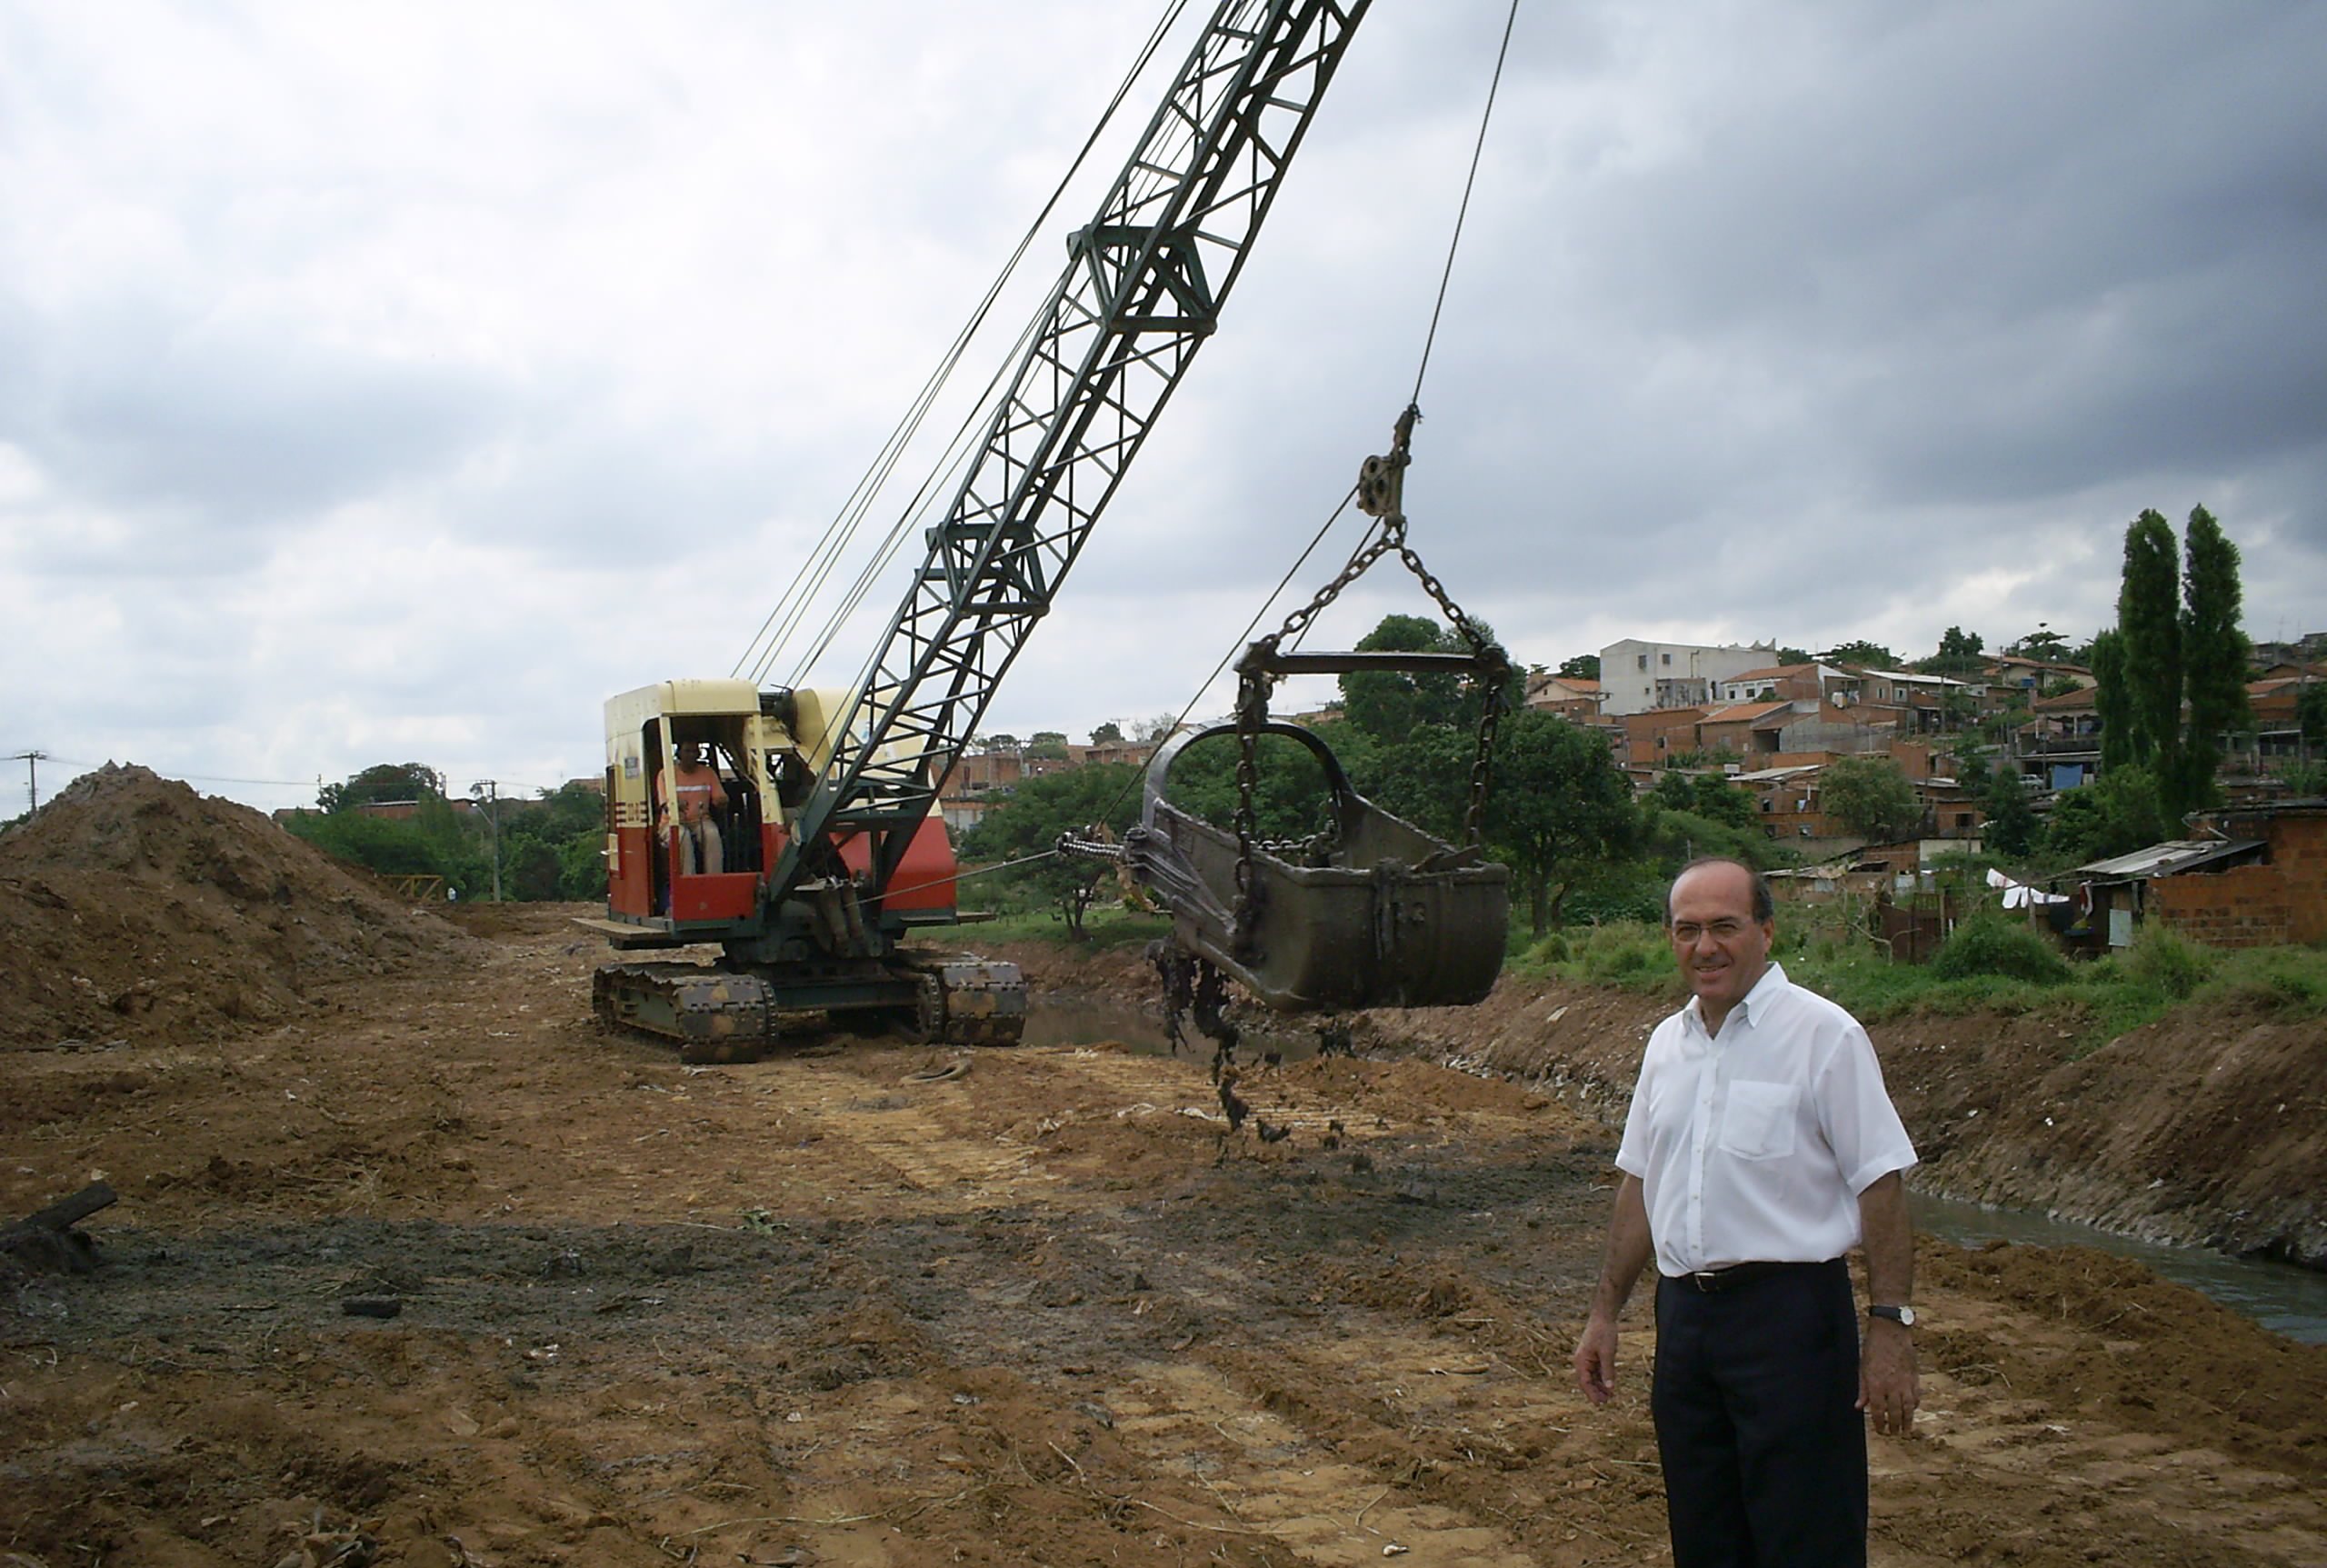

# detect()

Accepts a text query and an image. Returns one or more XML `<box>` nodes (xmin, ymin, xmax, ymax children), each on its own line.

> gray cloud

<box><xmin>2</xmin><ymin>1</ymin><xmax>2322</xmax><ymax>805</ymax></box>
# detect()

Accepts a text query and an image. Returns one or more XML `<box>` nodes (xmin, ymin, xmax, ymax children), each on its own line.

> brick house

<box><xmin>1695</xmin><ymin>700</ymin><xmax>1796</xmax><ymax>757</ymax></box>
<box><xmin>2017</xmin><ymin>685</ymin><xmax>2102</xmax><ymax>789</ymax></box>
<box><xmin>1734</xmin><ymin>764</ymin><xmax>1833</xmax><ymax>838</ymax></box>
<box><xmin>2162</xmin><ymin>800</ymin><xmax>2327</xmax><ymax>945</ymax></box>
<box><xmin>1713</xmin><ymin>663</ymin><xmax>1859</xmax><ymax>707</ymax></box>
<box><xmin>1982</xmin><ymin>654</ymin><xmax>2093</xmax><ymax>698</ymax></box>
<box><xmin>1849</xmin><ymin>669</ymin><xmax>1985</xmax><ymax>733</ymax></box>
<box><xmin>1523</xmin><ymin>673</ymin><xmax>1603</xmax><ymax>720</ymax></box>
<box><xmin>2060</xmin><ymin>804</ymin><xmax>2325</xmax><ymax>950</ymax></box>
<box><xmin>1620</xmin><ymin>706</ymin><xmax>1707</xmax><ymax>768</ymax></box>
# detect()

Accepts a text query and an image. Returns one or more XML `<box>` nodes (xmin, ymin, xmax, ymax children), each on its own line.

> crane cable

<box><xmin>1407</xmin><ymin>0</ymin><xmax>1522</xmax><ymax>413</ymax></box>
<box><xmin>734</xmin><ymin>1</ymin><xmax>1193</xmax><ymax>688</ymax></box>
<box><xmin>1074</xmin><ymin>0</ymin><xmax>1526</xmax><ymax>836</ymax></box>
<box><xmin>898</xmin><ymin>0</ymin><xmax>1528</xmax><ymax>895</ymax></box>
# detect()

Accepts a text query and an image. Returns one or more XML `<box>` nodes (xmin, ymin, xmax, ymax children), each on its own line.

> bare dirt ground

<box><xmin>4</xmin><ymin>772</ymin><xmax>2323</xmax><ymax>1566</ymax></box>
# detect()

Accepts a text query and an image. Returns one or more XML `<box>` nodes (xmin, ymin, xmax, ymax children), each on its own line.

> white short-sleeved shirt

<box><xmin>1615</xmin><ymin>961</ymin><xmax>1916</xmax><ymax>1278</ymax></box>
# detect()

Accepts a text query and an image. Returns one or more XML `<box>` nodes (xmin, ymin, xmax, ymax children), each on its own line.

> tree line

<box><xmin>285</xmin><ymin>763</ymin><xmax>605</xmax><ymax>902</ymax></box>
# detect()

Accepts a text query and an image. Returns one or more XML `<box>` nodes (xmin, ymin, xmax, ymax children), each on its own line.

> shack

<box><xmin>2058</xmin><ymin>837</ymin><xmax>2269</xmax><ymax>952</ymax></box>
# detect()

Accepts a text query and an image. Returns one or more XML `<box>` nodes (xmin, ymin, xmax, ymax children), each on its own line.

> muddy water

<box><xmin>1915</xmin><ymin>1193</ymin><xmax>2327</xmax><ymax>1344</ymax></box>
<box><xmin>1021</xmin><ymin>995</ymin><xmax>2327</xmax><ymax>1344</ymax></box>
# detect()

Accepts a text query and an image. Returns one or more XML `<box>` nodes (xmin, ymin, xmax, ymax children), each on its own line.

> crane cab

<box><xmin>596</xmin><ymin>679</ymin><xmax>959</xmax><ymax>946</ymax></box>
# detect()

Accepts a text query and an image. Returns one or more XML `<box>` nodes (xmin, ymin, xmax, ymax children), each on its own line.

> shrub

<box><xmin>1928</xmin><ymin>914</ymin><xmax>2071</xmax><ymax>985</ymax></box>
<box><xmin>2123</xmin><ymin>925</ymin><xmax>2215</xmax><ymax>999</ymax></box>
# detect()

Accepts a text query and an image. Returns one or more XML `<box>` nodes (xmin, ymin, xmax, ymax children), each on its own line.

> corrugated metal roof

<box><xmin>2069</xmin><ymin>838</ymin><xmax>2266</xmax><ymax>880</ymax></box>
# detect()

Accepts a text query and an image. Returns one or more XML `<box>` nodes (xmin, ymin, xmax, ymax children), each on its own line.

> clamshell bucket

<box><xmin>1126</xmin><ymin>723</ymin><xmax>1508</xmax><ymax>1011</ymax></box>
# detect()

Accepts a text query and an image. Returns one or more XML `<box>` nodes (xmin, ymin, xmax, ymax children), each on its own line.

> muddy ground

<box><xmin>3</xmin><ymin>773</ymin><xmax>2322</xmax><ymax>1565</ymax></box>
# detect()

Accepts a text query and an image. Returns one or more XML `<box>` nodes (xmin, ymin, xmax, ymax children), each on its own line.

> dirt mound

<box><xmin>1923</xmin><ymin>1237</ymin><xmax>2327</xmax><ymax>1474</ymax></box>
<box><xmin>0</xmin><ymin>764</ymin><xmax>470</xmax><ymax>1048</ymax></box>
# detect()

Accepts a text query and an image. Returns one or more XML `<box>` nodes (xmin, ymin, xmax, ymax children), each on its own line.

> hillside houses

<box><xmin>935</xmin><ymin>628</ymin><xmax>2324</xmax><ymax>868</ymax></box>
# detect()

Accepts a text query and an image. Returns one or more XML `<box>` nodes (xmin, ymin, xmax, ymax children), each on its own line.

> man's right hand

<box><xmin>1573</xmin><ymin>1314</ymin><xmax>1620</xmax><ymax>1405</ymax></box>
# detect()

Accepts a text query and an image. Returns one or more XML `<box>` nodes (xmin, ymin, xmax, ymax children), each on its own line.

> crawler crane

<box><xmin>587</xmin><ymin>0</ymin><xmax>1508</xmax><ymax>1060</ymax></box>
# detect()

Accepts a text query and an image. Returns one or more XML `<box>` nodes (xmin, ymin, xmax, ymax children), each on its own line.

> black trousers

<box><xmin>1652</xmin><ymin>1259</ymin><xmax>1866</xmax><ymax>1568</ymax></box>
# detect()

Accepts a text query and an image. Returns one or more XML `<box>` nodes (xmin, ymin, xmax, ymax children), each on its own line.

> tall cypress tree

<box><xmin>2177</xmin><ymin>504</ymin><xmax>2251</xmax><ymax>816</ymax></box>
<box><xmin>2118</xmin><ymin>510</ymin><xmax>2182</xmax><ymax>787</ymax></box>
<box><xmin>2091</xmin><ymin>629</ymin><xmax>2134</xmax><ymax>771</ymax></box>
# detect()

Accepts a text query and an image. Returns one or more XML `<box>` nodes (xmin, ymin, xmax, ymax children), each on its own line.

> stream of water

<box><xmin>1913</xmin><ymin>1193</ymin><xmax>2327</xmax><ymax>1344</ymax></box>
<box><xmin>1022</xmin><ymin>996</ymin><xmax>2327</xmax><ymax>1343</ymax></box>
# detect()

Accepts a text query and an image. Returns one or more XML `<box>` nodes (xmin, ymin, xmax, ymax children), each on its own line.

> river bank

<box><xmin>993</xmin><ymin>936</ymin><xmax>2327</xmax><ymax>1272</ymax></box>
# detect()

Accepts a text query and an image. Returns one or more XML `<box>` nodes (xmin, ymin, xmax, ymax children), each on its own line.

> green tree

<box><xmin>2117</xmin><ymin>510</ymin><xmax>2182</xmax><ymax>778</ymax></box>
<box><xmin>1821</xmin><ymin>639</ymin><xmax>1897</xmax><ymax>670</ymax></box>
<box><xmin>1148</xmin><ymin>727</ymin><xmax>1360</xmax><ymax>843</ymax></box>
<box><xmin>1366</xmin><ymin>723</ymin><xmax>1474</xmax><ymax>844</ymax></box>
<box><xmin>1648</xmin><ymin>768</ymin><xmax>1761</xmax><ymax>834</ymax></box>
<box><xmin>1918</xmin><ymin>625</ymin><xmax>1985</xmax><ymax>676</ymax></box>
<box><xmin>2046</xmin><ymin>764</ymin><xmax>2168</xmax><ymax>863</ymax></box>
<box><xmin>1484</xmin><ymin>712</ymin><xmax>1636</xmax><ymax>935</ymax></box>
<box><xmin>2175</xmin><ymin>504</ymin><xmax>2250</xmax><ymax>818</ymax></box>
<box><xmin>1688</xmin><ymin>774</ymin><xmax>1759</xmax><ymax>832</ymax></box>
<box><xmin>2090</xmin><ymin>629</ymin><xmax>2134</xmax><ymax>771</ymax></box>
<box><xmin>318</xmin><ymin>762</ymin><xmax>446</xmax><ymax>813</ymax></box>
<box><xmin>494</xmin><ymin>783</ymin><xmax>607</xmax><ymax>901</ymax></box>
<box><xmin>1773</xmin><ymin>646</ymin><xmax>1815</xmax><ymax>667</ymax></box>
<box><xmin>2012</xmin><ymin>628</ymin><xmax>2071</xmax><ymax>661</ymax></box>
<box><xmin>1090</xmin><ymin>721</ymin><xmax>1124</xmax><ymax>745</ymax></box>
<box><xmin>1556</xmin><ymin>653</ymin><xmax>1601</xmax><ymax>680</ymax></box>
<box><xmin>1820</xmin><ymin>755</ymin><xmax>1921</xmax><ymax>842</ymax></box>
<box><xmin>1640</xmin><ymin>808</ymin><xmax>1776</xmax><ymax>877</ymax></box>
<box><xmin>1650</xmin><ymin>769</ymin><xmax>1698</xmax><ymax>813</ymax></box>
<box><xmin>1339</xmin><ymin>614</ymin><xmax>1469</xmax><ymax>742</ymax></box>
<box><xmin>1981</xmin><ymin>764</ymin><xmax>2039</xmax><ymax>858</ymax></box>
<box><xmin>2300</xmin><ymin>684</ymin><xmax>2327</xmax><ymax>752</ymax></box>
<box><xmin>956</xmin><ymin>763</ymin><xmax>1144</xmax><ymax>936</ymax></box>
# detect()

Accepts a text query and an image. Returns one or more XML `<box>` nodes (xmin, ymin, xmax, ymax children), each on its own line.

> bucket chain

<box><xmin>1228</xmin><ymin>406</ymin><xmax>1511</xmax><ymax>952</ymax></box>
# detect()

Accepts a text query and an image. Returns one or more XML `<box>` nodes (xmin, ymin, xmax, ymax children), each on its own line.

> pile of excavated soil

<box><xmin>0</xmin><ymin>764</ymin><xmax>470</xmax><ymax>1049</ymax></box>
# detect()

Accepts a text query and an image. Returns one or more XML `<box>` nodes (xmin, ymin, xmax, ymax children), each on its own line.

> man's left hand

<box><xmin>1857</xmin><ymin>1320</ymin><xmax>1918</xmax><ymax>1436</ymax></box>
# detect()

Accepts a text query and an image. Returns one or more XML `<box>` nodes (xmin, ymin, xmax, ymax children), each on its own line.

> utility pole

<box><xmin>7</xmin><ymin>750</ymin><xmax>45</xmax><ymax>814</ymax></box>
<box><xmin>473</xmin><ymin>780</ymin><xmax>503</xmax><ymax>902</ymax></box>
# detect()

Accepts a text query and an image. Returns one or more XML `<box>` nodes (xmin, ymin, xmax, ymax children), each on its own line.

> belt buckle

<box><xmin>1688</xmin><ymin>1269</ymin><xmax>1726</xmax><ymax>1293</ymax></box>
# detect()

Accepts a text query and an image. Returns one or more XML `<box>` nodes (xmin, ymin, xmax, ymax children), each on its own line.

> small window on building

<box><xmin>1661</xmin><ymin>653</ymin><xmax>1672</xmax><ymax>666</ymax></box>
<box><xmin>1637</xmin><ymin>654</ymin><xmax>1649</xmax><ymax>671</ymax></box>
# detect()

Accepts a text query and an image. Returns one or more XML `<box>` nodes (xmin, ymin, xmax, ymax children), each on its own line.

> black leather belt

<box><xmin>1674</xmin><ymin>1260</ymin><xmax>1834</xmax><ymax>1293</ymax></box>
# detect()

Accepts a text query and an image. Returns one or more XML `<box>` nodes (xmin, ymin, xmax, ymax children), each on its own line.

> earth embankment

<box><xmin>1004</xmin><ymin>935</ymin><xmax>2327</xmax><ymax>1268</ymax></box>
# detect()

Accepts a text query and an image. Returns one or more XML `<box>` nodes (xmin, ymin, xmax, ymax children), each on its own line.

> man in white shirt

<box><xmin>1572</xmin><ymin>857</ymin><xmax>1918</xmax><ymax>1567</ymax></box>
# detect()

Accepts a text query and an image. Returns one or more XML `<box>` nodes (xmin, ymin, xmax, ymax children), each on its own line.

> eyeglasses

<box><xmin>1669</xmin><ymin>919</ymin><xmax>1748</xmax><ymax>943</ymax></box>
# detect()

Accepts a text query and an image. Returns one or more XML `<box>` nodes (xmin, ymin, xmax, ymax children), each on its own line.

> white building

<box><xmin>1600</xmin><ymin>640</ymin><xmax>1781</xmax><ymax>716</ymax></box>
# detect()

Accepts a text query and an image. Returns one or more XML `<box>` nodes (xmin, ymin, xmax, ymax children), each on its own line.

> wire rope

<box><xmin>734</xmin><ymin>0</ymin><xmax>1192</xmax><ymax>687</ymax></box>
<box><xmin>1080</xmin><ymin>0</ymin><xmax>1525</xmax><ymax>831</ymax></box>
<box><xmin>1407</xmin><ymin>0</ymin><xmax>1521</xmax><ymax>409</ymax></box>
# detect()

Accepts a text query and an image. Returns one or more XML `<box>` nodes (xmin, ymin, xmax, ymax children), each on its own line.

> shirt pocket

<box><xmin>1719</xmin><ymin>1080</ymin><xmax>1798</xmax><ymax>1160</ymax></box>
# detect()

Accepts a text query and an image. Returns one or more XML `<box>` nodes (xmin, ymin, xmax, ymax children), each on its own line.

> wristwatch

<box><xmin>1868</xmin><ymin>1303</ymin><xmax>1916</xmax><ymax>1328</ymax></box>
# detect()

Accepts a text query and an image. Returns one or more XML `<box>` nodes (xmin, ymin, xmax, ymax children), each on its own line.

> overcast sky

<box><xmin>5</xmin><ymin>0</ymin><xmax>2323</xmax><ymax>814</ymax></box>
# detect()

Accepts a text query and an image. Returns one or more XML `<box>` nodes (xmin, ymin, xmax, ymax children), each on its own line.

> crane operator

<box><xmin>670</xmin><ymin>743</ymin><xmax>728</xmax><ymax>876</ymax></box>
